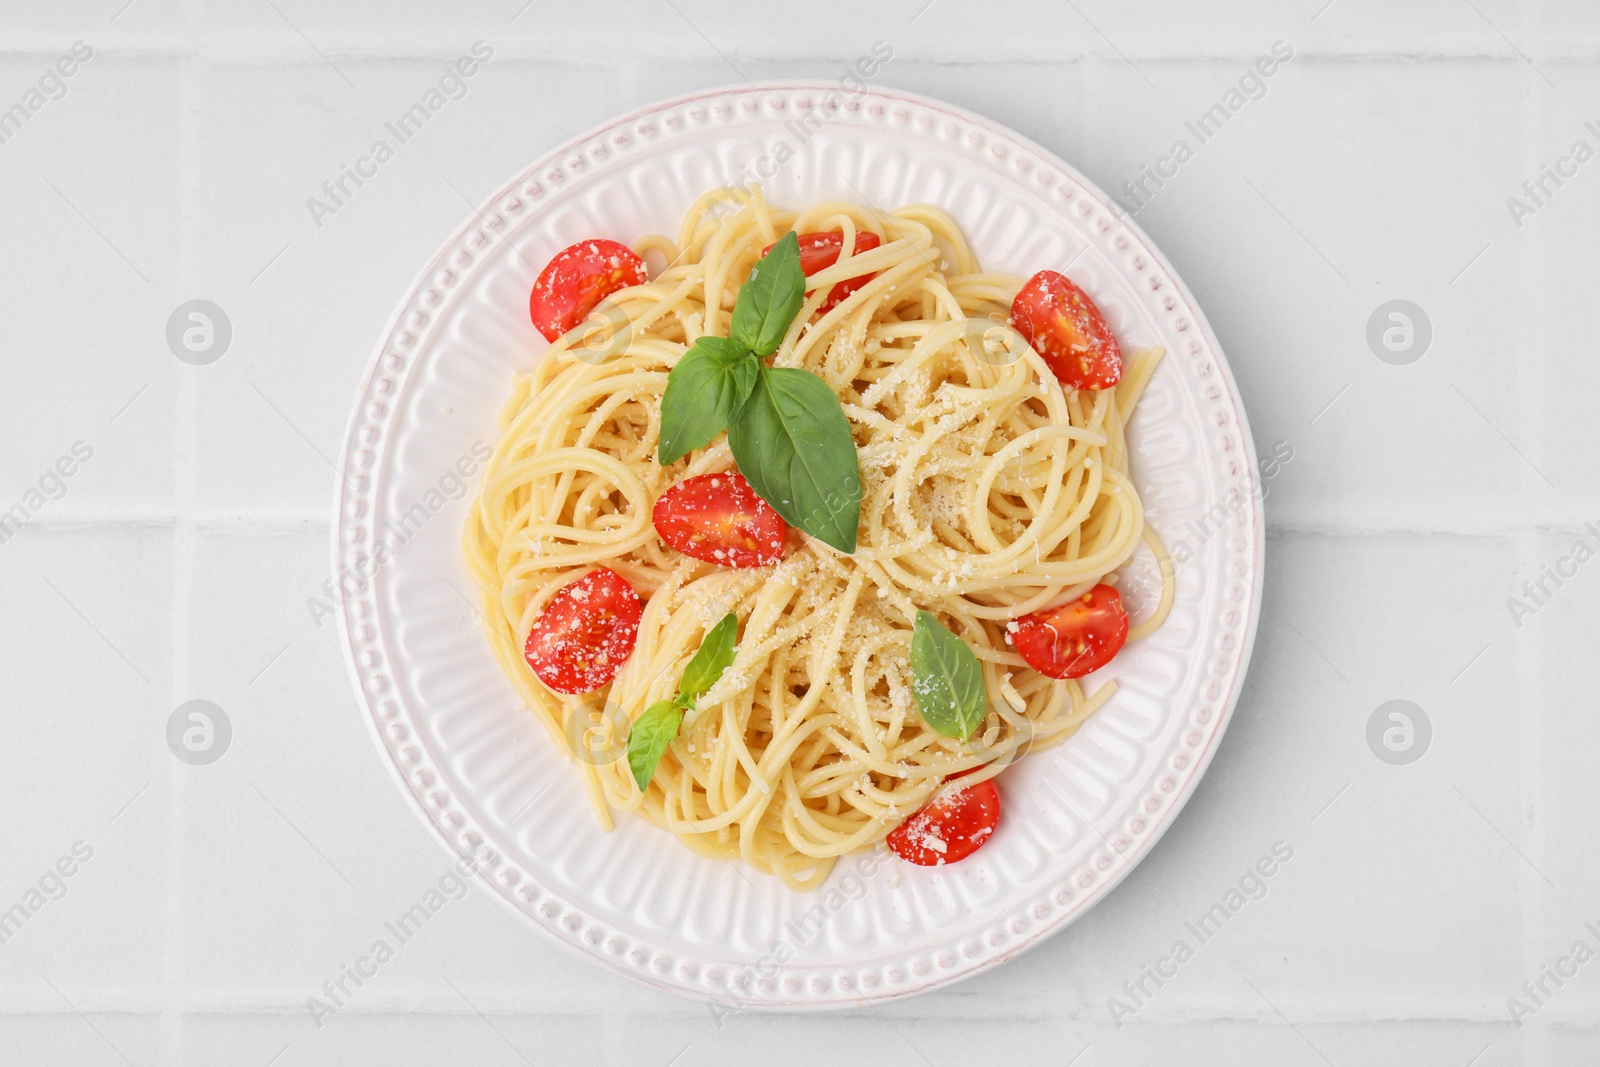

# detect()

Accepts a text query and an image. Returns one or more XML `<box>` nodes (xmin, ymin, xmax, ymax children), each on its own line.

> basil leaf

<box><xmin>678</xmin><ymin>612</ymin><xmax>739</xmax><ymax>700</ymax></box>
<box><xmin>910</xmin><ymin>611</ymin><xmax>987</xmax><ymax>742</ymax></box>
<box><xmin>730</xmin><ymin>231</ymin><xmax>805</xmax><ymax>357</ymax></box>
<box><xmin>728</xmin><ymin>366</ymin><xmax>861</xmax><ymax>553</ymax></box>
<box><xmin>626</xmin><ymin>699</ymin><xmax>684</xmax><ymax>792</ymax></box>
<box><xmin>659</xmin><ymin>336</ymin><xmax>760</xmax><ymax>464</ymax></box>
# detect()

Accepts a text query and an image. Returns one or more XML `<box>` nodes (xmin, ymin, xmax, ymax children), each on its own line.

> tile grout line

<box><xmin>161</xmin><ymin>5</ymin><xmax>205</xmax><ymax>1061</ymax></box>
<box><xmin>1</xmin><ymin>36</ymin><xmax>1593</xmax><ymax>61</ymax></box>
<box><xmin>10</xmin><ymin>987</ymin><xmax>1597</xmax><ymax>1020</ymax></box>
<box><xmin>16</xmin><ymin>512</ymin><xmax>1600</xmax><ymax>536</ymax></box>
<box><xmin>1494</xmin><ymin>14</ymin><xmax>1546</xmax><ymax>1060</ymax></box>
<box><xmin>1519</xmin><ymin>22</ymin><xmax>1547</xmax><ymax>1063</ymax></box>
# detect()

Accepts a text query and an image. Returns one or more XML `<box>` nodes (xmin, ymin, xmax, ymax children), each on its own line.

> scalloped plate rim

<box><xmin>331</xmin><ymin>79</ymin><xmax>1264</xmax><ymax>1011</ymax></box>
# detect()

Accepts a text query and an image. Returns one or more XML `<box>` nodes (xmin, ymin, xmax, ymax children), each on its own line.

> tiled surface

<box><xmin>1</xmin><ymin>1</ymin><xmax>1594</xmax><ymax>1063</ymax></box>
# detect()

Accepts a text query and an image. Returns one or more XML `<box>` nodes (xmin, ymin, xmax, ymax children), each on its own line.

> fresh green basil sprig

<box><xmin>625</xmin><ymin>612</ymin><xmax>740</xmax><ymax>792</ymax></box>
<box><xmin>657</xmin><ymin>232</ymin><xmax>862</xmax><ymax>554</ymax></box>
<box><xmin>910</xmin><ymin>610</ymin><xmax>988</xmax><ymax>742</ymax></box>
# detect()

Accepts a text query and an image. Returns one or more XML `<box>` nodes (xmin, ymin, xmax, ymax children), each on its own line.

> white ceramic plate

<box><xmin>333</xmin><ymin>82</ymin><xmax>1264</xmax><ymax>1010</ymax></box>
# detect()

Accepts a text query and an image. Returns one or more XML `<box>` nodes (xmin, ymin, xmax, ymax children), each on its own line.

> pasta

<box><xmin>463</xmin><ymin>186</ymin><xmax>1172</xmax><ymax>890</ymax></box>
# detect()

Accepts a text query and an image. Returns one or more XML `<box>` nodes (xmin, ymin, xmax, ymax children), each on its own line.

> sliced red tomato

<box><xmin>529</xmin><ymin>238</ymin><xmax>647</xmax><ymax>343</ymax></box>
<box><xmin>1010</xmin><ymin>270</ymin><xmax>1123</xmax><ymax>390</ymax></box>
<box><xmin>523</xmin><ymin>567</ymin><xmax>642</xmax><ymax>694</ymax></box>
<box><xmin>887</xmin><ymin>779</ymin><xmax>1001</xmax><ymax>866</ymax></box>
<box><xmin>764</xmin><ymin>231</ymin><xmax>882</xmax><ymax>312</ymax></box>
<box><xmin>1010</xmin><ymin>583</ymin><xmax>1129</xmax><ymax>679</ymax></box>
<box><xmin>652</xmin><ymin>471</ymin><xmax>787</xmax><ymax>568</ymax></box>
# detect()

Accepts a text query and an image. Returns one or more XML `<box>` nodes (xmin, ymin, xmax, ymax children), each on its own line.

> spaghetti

<box><xmin>463</xmin><ymin>187</ymin><xmax>1172</xmax><ymax>890</ymax></box>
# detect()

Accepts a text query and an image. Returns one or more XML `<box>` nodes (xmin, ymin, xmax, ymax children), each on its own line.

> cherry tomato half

<box><xmin>764</xmin><ymin>231</ymin><xmax>882</xmax><ymax>313</ymax></box>
<box><xmin>652</xmin><ymin>471</ymin><xmax>787</xmax><ymax>568</ymax></box>
<box><xmin>887</xmin><ymin>779</ymin><xmax>1002</xmax><ymax>866</ymax></box>
<box><xmin>529</xmin><ymin>238</ymin><xmax>648</xmax><ymax>343</ymax></box>
<box><xmin>1009</xmin><ymin>270</ymin><xmax>1123</xmax><ymax>390</ymax></box>
<box><xmin>1010</xmin><ymin>583</ymin><xmax>1129</xmax><ymax>679</ymax></box>
<box><xmin>523</xmin><ymin>567</ymin><xmax>642</xmax><ymax>694</ymax></box>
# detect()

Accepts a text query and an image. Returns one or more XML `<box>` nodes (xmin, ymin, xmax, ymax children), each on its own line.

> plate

<box><xmin>332</xmin><ymin>82</ymin><xmax>1264</xmax><ymax>1010</ymax></box>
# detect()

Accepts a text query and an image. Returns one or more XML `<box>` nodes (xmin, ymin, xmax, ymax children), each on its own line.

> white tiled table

<box><xmin>2</xmin><ymin>1</ymin><xmax>1595</xmax><ymax>1063</ymax></box>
